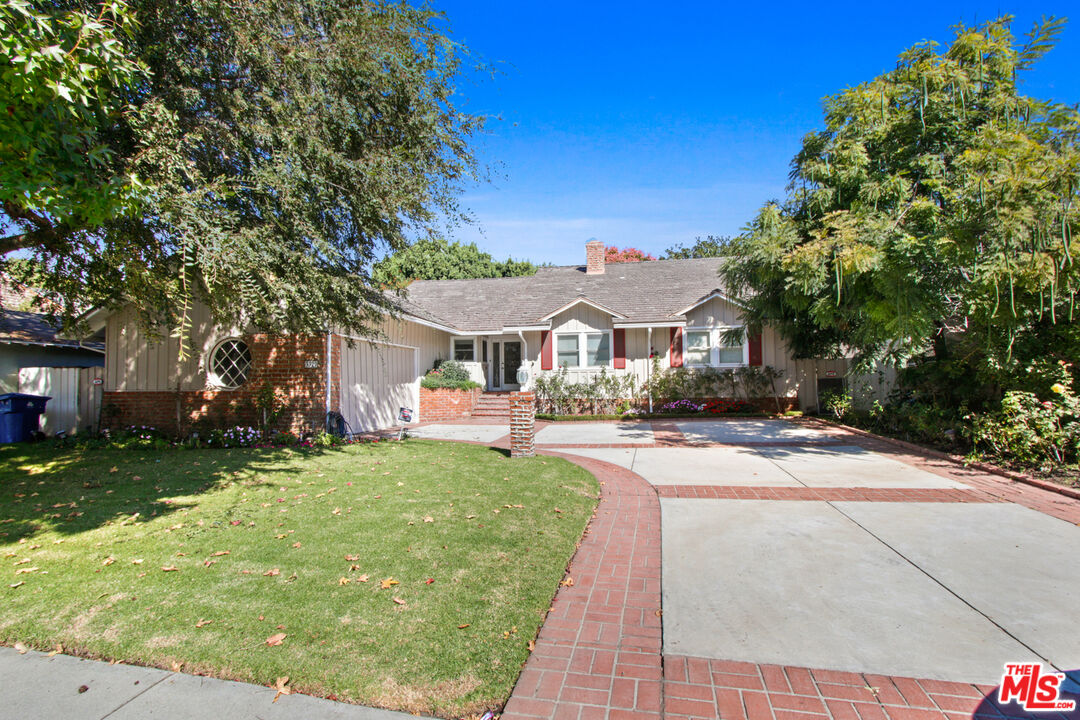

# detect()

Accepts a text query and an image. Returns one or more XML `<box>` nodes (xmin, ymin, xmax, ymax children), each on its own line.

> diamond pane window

<box><xmin>211</xmin><ymin>339</ymin><xmax>252</xmax><ymax>388</ymax></box>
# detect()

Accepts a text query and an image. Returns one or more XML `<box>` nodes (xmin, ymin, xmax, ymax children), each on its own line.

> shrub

<box><xmin>421</xmin><ymin>375</ymin><xmax>481</xmax><ymax>390</ymax></box>
<box><xmin>703</xmin><ymin>398</ymin><xmax>755</xmax><ymax>414</ymax></box>
<box><xmin>208</xmin><ymin>425</ymin><xmax>261</xmax><ymax>448</ymax></box>
<box><xmin>967</xmin><ymin>361</ymin><xmax>1080</xmax><ymax>466</ymax></box>
<box><xmin>431</xmin><ymin>360</ymin><xmax>470</xmax><ymax>382</ymax></box>
<box><xmin>658</xmin><ymin>399</ymin><xmax>704</xmax><ymax>414</ymax></box>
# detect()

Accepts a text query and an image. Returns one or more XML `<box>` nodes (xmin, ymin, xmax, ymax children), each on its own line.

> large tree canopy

<box><xmin>2</xmin><ymin>0</ymin><xmax>483</xmax><ymax>348</ymax></box>
<box><xmin>372</xmin><ymin>237</ymin><xmax>534</xmax><ymax>286</ymax></box>
<box><xmin>663</xmin><ymin>235</ymin><xmax>733</xmax><ymax>259</ymax></box>
<box><xmin>722</xmin><ymin>17</ymin><xmax>1080</xmax><ymax>377</ymax></box>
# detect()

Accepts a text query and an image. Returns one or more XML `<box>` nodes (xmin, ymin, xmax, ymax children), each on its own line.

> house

<box><xmin>94</xmin><ymin>240</ymin><xmax>872</xmax><ymax>435</ymax></box>
<box><xmin>0</xmin><ymin>279</ymin><xmax>105</xmax><ymax>434</ymax></box>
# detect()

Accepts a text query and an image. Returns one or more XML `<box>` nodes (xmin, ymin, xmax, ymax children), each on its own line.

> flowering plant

<box><xmin>658</xmin><ymin>399</ymin><xmax>704</xmax><ymax>414</ymax></box>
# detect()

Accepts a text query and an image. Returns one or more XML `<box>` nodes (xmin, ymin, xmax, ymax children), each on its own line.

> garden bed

<box><xmin>0</xmin><ymin>440</ymin><xmax>598</xmax><ymax>716</ymax></box>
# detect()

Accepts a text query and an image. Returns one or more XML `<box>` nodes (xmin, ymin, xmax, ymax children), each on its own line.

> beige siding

<box><xmin>104</xmin><ymin>302</ymin><xmax>236</xmax><ymax>392</ymax></box>
<box><xmin>685</xmin><ymin>296</ymin><xmax>743</xmax><ymax>326</ymax></box>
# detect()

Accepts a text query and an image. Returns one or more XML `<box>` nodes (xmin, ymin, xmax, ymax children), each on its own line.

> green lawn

<box><xmin>0</xmin><ymin>439</ymin><xmax>598</xmax><ymax>716</ymax></box>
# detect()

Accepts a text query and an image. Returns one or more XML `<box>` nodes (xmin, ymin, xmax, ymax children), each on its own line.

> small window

<box><xmin>557</xmin><ymin>334</ymin><xmax>579</xmax><ymax>367</ymax></box>
<box><xmin>686</xmin><ymin>331</ymin><xmax>711</xmax><ymax>365</ymax></box>
<box><xmin>718</xmin><ymin>336</ymin><xmax>743</xmax><ymax>365</ymax></box>
<box><xmin>453</xmin><ymin>339</ymin><xmax>475</xmax><ymax>362</ymax></box>
<box><xmin>211</xmin><ymin>338</ymin><xmax>252</xmax><ymax>389</ymax></box>
<box><xmin>586</xmin><ymin>333</ymin><xmax>610</xmax><ymax>366</ymax></box>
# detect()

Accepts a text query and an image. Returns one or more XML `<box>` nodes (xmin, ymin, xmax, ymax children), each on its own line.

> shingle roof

<box><xmin>396</xmin><ymin>257</ymin><xmax>731</xmax><ymax>332</ymax></box>
<box><xmin>0</xmin><ymin>310</ymin><xmax>105</xmax><ymax>352</ymax></box>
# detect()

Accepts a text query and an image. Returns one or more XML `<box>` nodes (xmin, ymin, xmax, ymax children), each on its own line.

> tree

<box><xmin>663</xmin><ymin>235</ymin><xmax>733</xmax><ymax>259</ymax></box>
<box><xmin>605</xmin><ymin>246</ymin><xmax>655</xmax><ymax>263</ymax></box>
<box><xmin>1</xmin><ymin>0</ymin><xmax>149</xmax><ymax>249</ymax></box>
<box><xmin>372</xmin><ymin>237</ymin><xmax>534</xmax><ymax>286</ymax></box>
<box><xmin>722</xmin><ymin>16</ymin><xmax>1080</xmax><ymax>383</ymax></box>
<box><xmin>2</xmin><ymin>0</ymin><xmax>484</xmax><ymax>350</ymax></box>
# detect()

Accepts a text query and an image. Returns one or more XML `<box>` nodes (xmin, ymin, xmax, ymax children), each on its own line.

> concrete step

<box><xmin>472</xmin><ymin>409</ymin><xmax>510</xmax><ymax>417</ymax></box>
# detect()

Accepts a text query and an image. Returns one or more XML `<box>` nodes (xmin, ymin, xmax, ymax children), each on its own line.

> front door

<box><xmin>502</xmin><ymin>341</ymin><xmax>522</xmax><ymax>387</ymax></box>
<box><xmin>489</xmin><ymin>341</ymin><xmax>522</xmax><ymax>390</ymax></box>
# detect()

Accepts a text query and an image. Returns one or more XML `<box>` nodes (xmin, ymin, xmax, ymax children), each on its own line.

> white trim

<box><xmin>501</xmin><ymin>325</ymin><xmax>550</xmax><ymax>332</ymax></box>
<box><xmin>612</xmin><ymin>320</ymin><xmax>686</xmax><ymax>329</ymax></box>
<box><xmin>683</xmin><ymin>325</ymin><xmax>749</xmax><ymax>368</ymax></box>
<box><xmin>553</xmin><ymin>329</ymin><xmax>614</xmax><ymax>369</ymax></box>
<box><xmin>395</xmin><ymin>312</ymin><xmax>474</xmax><ymax>336</ymax></box>
<box><xmin>538</xmin><ymin>296</ymin><xmax>628</xmax><ymax>322</ymax></box>
<box><xmin>674</xmin><ymin>290</ymin><xmax>748</xmax><ymax>317</ymax></box>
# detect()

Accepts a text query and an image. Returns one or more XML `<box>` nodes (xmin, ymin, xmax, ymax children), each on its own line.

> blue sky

<box><xmin>435</xmin><ymin>1</ymin><xmax>1080</xmax><ymax>266</ymax></box>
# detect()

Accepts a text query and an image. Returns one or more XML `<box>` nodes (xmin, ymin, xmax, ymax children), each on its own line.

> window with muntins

<box><xmin>453</xmin><ymin>339</ymin><xmax>475</xmax><ymax>362</ymax></box>
<box><xmin>211</xmin><ymin>338</ymin><xmax>252</xmax><ymax>389</ymax></box>
<box><xmin>557</xmin><ymin>334</ymin><xmax>579</xmax><ymax>367</ymax></box>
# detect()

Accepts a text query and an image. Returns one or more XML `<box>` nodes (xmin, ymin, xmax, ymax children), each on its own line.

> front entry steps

<box><xmin>472</xmin><ymin>391</ymin><xmax>512</xmax><ymax>418</ymax></box>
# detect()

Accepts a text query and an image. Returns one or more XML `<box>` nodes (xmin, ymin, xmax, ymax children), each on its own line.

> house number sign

<box><xmin>304</xmin><ymin>359</ymin><xmax>319</xmax><ymax>369</ymax></box>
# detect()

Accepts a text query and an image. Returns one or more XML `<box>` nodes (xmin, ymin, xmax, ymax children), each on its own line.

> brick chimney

<box><xmin>585</xmin><ymin>239</ymin><xmax>605</xmax><ymax>275</ymax></box>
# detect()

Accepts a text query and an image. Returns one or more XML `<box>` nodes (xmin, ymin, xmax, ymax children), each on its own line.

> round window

<box><xmin>211</xmin><ymin>338</ymin><xmax>252</xmax><ymax>389</ymax></box>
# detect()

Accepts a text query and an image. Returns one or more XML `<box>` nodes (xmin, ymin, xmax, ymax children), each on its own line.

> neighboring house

<box><xmin>94</xmin><ymin>240</ymin><xmax>877</xmax><ymax>435</ymax></box>
<box><xmin>0</xmin><ymin>279</ymin><xmax>106</xmax><ymax>434</ymax></box>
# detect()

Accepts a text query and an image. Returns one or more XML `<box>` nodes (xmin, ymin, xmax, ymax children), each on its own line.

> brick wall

<box><xmin>419</xmin><ymin>386</ymin><xmax>482</xmax><ymax>422</ymax></box>
<box><xmin>102</xmin><ymin>333</ymin><xmax>330</xmax><ymax>436</ymax></box>
<box><xmin>509</xmin><ymin>391</ymin><xmax>535</xmax><ymax>457</ymax></box>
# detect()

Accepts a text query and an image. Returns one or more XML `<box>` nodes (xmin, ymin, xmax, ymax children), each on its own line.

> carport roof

<box><xmin>395</xmin><ymin>257</ymin><xmax>733</xmax><ymax>333</ymax></box>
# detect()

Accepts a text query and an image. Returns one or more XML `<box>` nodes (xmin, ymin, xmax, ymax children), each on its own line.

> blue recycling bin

<box><xmin>0</xmin><ymin>393</ymin><xmax>50</xmax><ymax>443</ymax></box>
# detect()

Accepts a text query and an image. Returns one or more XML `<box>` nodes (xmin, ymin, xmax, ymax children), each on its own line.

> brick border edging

<box><xmin>802</xmin><ymin>417</ymin><xmax>1080</xmax><ymax>502</ymax></box>
<box><xmin>501</xmin><ymin>451</ymin><xmax>664</xmax><ymax>720</ymax></box>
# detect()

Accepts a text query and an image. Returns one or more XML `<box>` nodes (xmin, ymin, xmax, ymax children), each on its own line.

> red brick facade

<box><xmin>418</xmin><ymin>386</ymin><xmax>482</xmax><ymax>422</ymax></box>
<box><xmin>102</xmin><ymin>334</ymin><xmax>332</xmax><ymax>437</ymax></box>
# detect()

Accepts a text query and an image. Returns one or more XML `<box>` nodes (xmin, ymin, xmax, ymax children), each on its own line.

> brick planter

<box><xmin>418</xmin><ymin>386</ymin><xmax>483</xmax><ymax>422</ymax></box>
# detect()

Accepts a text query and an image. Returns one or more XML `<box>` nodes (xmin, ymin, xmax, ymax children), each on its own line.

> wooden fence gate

<box><xmin>17</xmin><ymin>366</ymin><xmax>104</xmax><ymax>435</ymax></box>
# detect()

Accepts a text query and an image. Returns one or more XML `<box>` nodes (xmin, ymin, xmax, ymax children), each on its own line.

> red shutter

<box><xmin>541</xmin><ymin>330</ymin><xmax>553</xmax><ymax>370</ymax></box>
<box><xmin>613</xmin><ymin>328</ymin><xmax>626</xmax><ymax>369</ymax></box>
<box><xmin>748</xmin><ymin>333</ymin><xmax>763</xmax><ymax>366</ymax></box>
<box><xmin>669</xmin><ymin>327</ymin><xmax>683</xmax><ymax>368</ymax></box>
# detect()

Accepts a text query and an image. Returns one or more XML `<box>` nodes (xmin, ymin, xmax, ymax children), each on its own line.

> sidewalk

<box><xmin>0</xmin><ymin>645</ymin><xmax>414</xmax><ymax>720</ymax></box>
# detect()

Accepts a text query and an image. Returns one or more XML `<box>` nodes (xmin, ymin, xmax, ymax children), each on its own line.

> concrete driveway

<box><xmin>564</xmin><ymin>421</ymin><xmax>1080</xmax><ymax>686</ymax></box>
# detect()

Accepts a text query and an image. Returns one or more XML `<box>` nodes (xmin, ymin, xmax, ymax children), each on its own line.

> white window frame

<box><xmin>683</xmin><ymin>326</ymin><xmax>748</xmax><ymax>368</ymax></box>
<box><xmin>208</xmin><ymin>337</ymin><xmax>253</xmax><ymax>390</ymax></box>
<box><xmin>450</xmin><ymin>337</ymin><xmax>476</xmax><ymax>362</ymax></box>
<box><xmin>554</xmin><ymin>330</ymin><xmax>613</xmax><ymax>369</ymax></box>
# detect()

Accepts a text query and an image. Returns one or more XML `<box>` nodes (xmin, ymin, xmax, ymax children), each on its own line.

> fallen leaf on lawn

<box><xmin>492</xmin><ymin>509</ymin><xmax>500</xmax><ymax>514</ymax></box>
<box><xmin>344</xmin><ymin>554</ymin><xmax>359</xmax><ymax>561</ymax></box>
<box><xmin>380</xmin><ymin>578</ymin><xmax>399</xmax><ymax>589</ymax></box>
<box><xmin>285</xmin><ymin>572</ymin><xmax>297</xmax><ymax>583</ymax></box>
<box><xmin>170</xmin><ymin>661</ymin><xmax>182</xmax><ymax>672</ymax></box>
<box><xmin>48</xmin><ymin>643</ymin><xmax>62</xmax><ymax>657</ymax></box>
<box><xmin>15</xmin><ymin>567</ymin><xmax>38</xmax><ymax>574</ymax></box>
<box><xmin>465</xmin><ymin>514</ymin><xmax>477</xmax><ymax>519</ymax></box>
<box><xmin>528</xmin><ymin>639</ymin><xmax>536</xmax><ymax>651</ymax></box>
<box><xmin>211</xmin><ymin>551</ymin><xmax>230</xmax><ymax>557</ymax></box>
<box><xmin>425</xmin><ymin>578</ymin><xmax>435</xmax><ymax>584</ymax></box>
<box><xmin>9</xmin><ymin>581</ymin><xmax>24</xmax><ymax>589</ymax></box>
<box><xmin>504</xmin><ymin>504</ymin><xmax>524</xmax><ymax>509</ymax></box>
<box><xmin>560</xmin><ymin>577</ymin><xmax>574</xmax><ymax>587</ymax></box>
<box><xmin>276</xmin><ymin>624</ymin><xmax>286</xmax><ymax>630</ymax></box>
<box><xmin>131</xmin><ymin>559</ymin><xmax>143</xmax><ymax>565</ymax></box>
<box><xmin>554</xmin><ymin>508</ymin><xmax>563</xmax><ymax>513</ymax></box>
<box><xmin>457</xmin><ymin>624</ymin><xmax>470</xmax><ymax>629</ymax></box>
<box><xmin>175</xmin><ymin>552</ymin><xmax>186</xmax><ymax>557</ymax></box>
<box><xmin>109</xmin><ymin>466</ymin><xmax>118</xmax><ymax>473</ymax></box>
<box><xmin>272</xmin><ymin>676</ymin><xmax>291</xmax><ymax>703</ymax></box>
<box><xmin>204</xmin><ymin>560</ymin><xmax>216</xmax><ymax>568</ymax></box>
<box><xmin>275</xmin><ymin>533</ymin><xmax>287</xmax><ymax>539</ymax></box>
<box><xmin>291</xmin><ymin>542</ymin><xmax>301</xmax><ymax>549</ymax></box>
<box><xmin>338</xmin><ymin>577</ymin><xmax>350</xmax><ymax>586</ymax></box>
<box><xmin>265</xmin><ymin>632</ymin><xmax>286</xmax><ymax>646</ymax></box>
<box><xmin>356</xmin><ymin>574</ymin><xmax>369</xmax><ymax>582</ymax></box>
<box><xmin>13</xmin><ymin>558</ymin><xmax>29</xmax><ymax>566</ymax></box>
<box><xmin>331</xmin><ymin>508</ymin><xmax>341</xmax><ymax>515</ymax></box>
<box><xmin>12</xmin><ymin>642</ymin><xmax>29</xmax><ymax>654</ymax></box>
<box><xmin>263</xmin><ymin>568</ymin><xmax>280</xmax><ymax>577</ymax></box>
<box><xmin>160</xmin><ymin>566</ymin><xmax>179</xmax><ymax>572</ymax></box>
<box><xmin>258</xmin><ymin>615</ymin><xmax>264</xmax><ymax>621</ymax></box>
<box><xmin>195</xmin><ymin>619</ymin><xmax>213</xmax><ymax>628</ymax></box>
<box><xmin>423</xmin><ymin>516</ymin><xmax>433</xmax><ymax>523</ymax></box>
<box><xmin>392</xmin><ymin>596</ymin><xmax>406</xmax><ymax>605</ymax></box>
<box><xmin>349</xmin><ymin>564</ymin><xmax>360</xmax><ymax>571</ymax></box>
